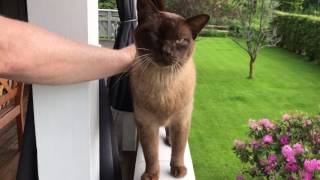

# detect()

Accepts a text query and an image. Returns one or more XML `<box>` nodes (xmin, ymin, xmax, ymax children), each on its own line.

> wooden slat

<box><xmin>0</xmin><ymin>79</ymin><xmax>19</xmax><ymax>107</ymax></box>
<box><xmin>0</xmin><ymin>85</ymin><xmax>3</xmax><ymax>96</ymax></box>
<box><xmin>0</xmin><ymin>89</ymin><xmax>18</xmax><ymax>107</ymax></box>
<box><xmin>0</xmin><ymin>80</ymin><xmax>25</xmax><ymax>150</ymax></box>
<box><xmin>0</xmin><ymin>106</ymin><xmax>20</xmax><ymax>129</ymax></box>
<box><xmin>0</xmin><ymin>121</ymin><xmax>19</xmax><ymax>180</ymax></box>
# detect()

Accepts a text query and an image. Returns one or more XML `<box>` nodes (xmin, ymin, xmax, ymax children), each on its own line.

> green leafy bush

<box><xmin>273</xmin><ymin>11</ymin><xmax>320</xmax><ymax>61</ymax></box>
<box><xmin>278</xmin><ymin>0</ymin><xmax>304</xmax><ymax>12</ymax></box>
<box><xmin>99</xmin><ymin>1</ymin><xmax>116</xmax><ymax>9</ymax></box>
<box><xmin>199</xmin><ymin>28</ymin><xmax>229</xmax><ymax>37</ymax></box>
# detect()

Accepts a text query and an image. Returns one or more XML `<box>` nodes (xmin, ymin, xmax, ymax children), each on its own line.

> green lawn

<box><xmin>190</xmin><ymin>37</ymin><xmax>320</xmax><ymax>179</ymax></box>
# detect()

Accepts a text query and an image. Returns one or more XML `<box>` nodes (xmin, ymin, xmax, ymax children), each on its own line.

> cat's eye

<box><xmin>176</xmin><ymin>39</ymin><xmax>189</xmax><ymax>47</ymax></box>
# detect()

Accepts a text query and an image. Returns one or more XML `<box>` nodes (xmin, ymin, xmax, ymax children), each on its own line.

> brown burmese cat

<box><xmin>130</xmin><ymin>0</ymin><xmax>209</xmax><ymax>179</ymax></box>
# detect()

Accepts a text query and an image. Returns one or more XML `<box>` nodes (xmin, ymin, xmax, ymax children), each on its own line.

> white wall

<box><xmin>27</xmin><ymin>0</ymin><xmax>100</xmax><ymax>180</ymax></box>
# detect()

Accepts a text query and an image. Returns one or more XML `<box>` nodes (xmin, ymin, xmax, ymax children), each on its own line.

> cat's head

<box><xmin>134</xmin><ymin>0</ymin><xmax>209</xmax><ymax>68</ymax></box>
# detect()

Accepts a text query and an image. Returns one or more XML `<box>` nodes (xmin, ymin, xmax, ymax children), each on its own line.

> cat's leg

<box><xmin>137</xmin><ymin>123</ymin><xmax>160</xmax><ymax>180</ymax></box>
<box><xmin>169</xmin><ymin>118</ymin><xmax>191</xmax><ymax>178</ymax></box>
<box><xmin>164</xmin><ymin>127</ymin><xmax>171</xmax><ymax>146</ymax></box>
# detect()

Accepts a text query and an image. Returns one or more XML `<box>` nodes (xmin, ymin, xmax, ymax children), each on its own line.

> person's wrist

<box><xmin>122</xmin><ymin>44</ymin><xmax>136</xmax><ymax>63</ymax></box>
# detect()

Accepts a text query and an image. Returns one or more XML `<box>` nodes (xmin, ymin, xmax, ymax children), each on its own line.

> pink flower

<box><xmin>303</xmin><ymin>120</ymin><xmax>312</xmax><ymax>127</ymax></box>
<box><xmin>249</xmin><ymin>119</ymin><xmax>261</xmax><ymax>131</ymax></box>
<box><xmin>263</xmin><ymin>135</ymin><xmax>273</xmax><ymax>144</ymax></box>
<box><xmin>317</xmin><ymin>160</ymin><xmax>320</xmax><ymax>170</ymax></box>
<box><xmin>282</xmin><ymin>114</ymin><xmax>291</xmax><ymax>121</ymax></box>
<box><xmin>280</xmin><ymin>135</ymin><xmax>290</xmax><ymax>145</ymax></box>
<box><xmin>282</xmin><ymin>145</ymin><xmax>296</xmax><ymax>163</ymax></box>
<box><xmin>304</xmin><ymin>159</ymin><xmax>318</xmax><ymax>172</ymax></box>
<box><xmin>302</xmin><ymin>171</ymin><xmax>313</xmax><ymax>180</ymax></box>
<box><xmin>234</xmin><ymin>139</ymin><xmax>245</xmax><ymax>149</ymax></box>
<box><xmin>258</xmin><ymin>118</ymin><xmax>275</xmax><ymax>130</ymax></box>
<box><xmin>268</xmin><ymin>154</ymin><xmax>277</xmax><ymax>163</ymax></box>
<box><xmin>293</xmin><ymin>143</ymin><xmax>304</xmax><ymax>154</ymax></box>
<box><xmin>285</xmin><ymin>162</ymin><xmax>298</xmax><ymax>172</ymax></box>
<box><xmin>265</xmin><ymin>154</ymin><xmax>277</xmax><ymax>173</ymax></box>
<box><xmin>311</xmin><ymin>133</ymin><xmax>320</xmax><ymax>145</ymax></box>
<box><xmin>236</xmin><ymin>175</ymin><xmax>244</xmax><ymax>180</ymax></box>
<box><xmin>251</xmin><ymin>140</ymin><xmax>259</xmax><ymax>149</ymax></box>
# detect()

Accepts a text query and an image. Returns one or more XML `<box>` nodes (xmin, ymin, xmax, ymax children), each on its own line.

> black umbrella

<box><xmin>105</xmin><ymin>0</ymin><xmax>137</xmax><ymax>178</ymax></box>
<box><xmin>108</xmin><ymin>0</ymin><xmax>137</xmax><ymax>112</ymax></box>
<box><xmin>16</xmin><ymin>89</ymin><xmax>38</xmax><ymax>180</ymax></box>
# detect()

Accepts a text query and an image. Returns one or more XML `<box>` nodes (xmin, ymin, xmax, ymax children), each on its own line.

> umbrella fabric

<box><xmin>108</xmin><ymin>0</ymin><xmax>137</xmax><ymax>112</ymax></box>
<box><xmin>99</xmin><ymin>80</ymin><xmax>121</xmax><ymax>180</ymax></box>
<box><xmin>16</xmin><ymin>89</ymin><xmax>39</xmax><ymax>180</ymax></box>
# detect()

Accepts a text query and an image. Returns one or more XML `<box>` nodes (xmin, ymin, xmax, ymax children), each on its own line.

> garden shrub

<box><xmin>273</xmin><ymin>11</ymin><xmax>320</xmax><ymax>61</ymax></box>
<box><xmin>199</xmin><ymin>28</ymin><xmax>229</xmax><ymax>37</ymax></box>
<box><xmin>234</xmin><ymin>113</ymin><xmax>320</xmax><ymax>179</ymax></box>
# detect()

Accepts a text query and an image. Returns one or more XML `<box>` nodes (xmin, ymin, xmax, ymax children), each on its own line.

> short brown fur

<box><xmin>130</xmin><ymin>0</ymin><xmax>209</xmax><ymax>179</ymax></box>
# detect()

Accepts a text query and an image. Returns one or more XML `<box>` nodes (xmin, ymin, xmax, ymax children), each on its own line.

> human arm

<box><xmin>0</xmin><ymin>16</ymin><xmax>136</xmax><ymax>85</ymax></box>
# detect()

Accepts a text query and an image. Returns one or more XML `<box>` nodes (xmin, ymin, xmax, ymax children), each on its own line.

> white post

<box><xmin>27</xmin><ymin>1</ymin><xmax>100</xmax><ymax>180</ymax></box>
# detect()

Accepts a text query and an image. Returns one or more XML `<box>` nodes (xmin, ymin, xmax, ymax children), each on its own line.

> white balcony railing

<box><xmin>99</xmin><ymin>9</ymin><xmax>119</xmax><ymax>40</ymax></box>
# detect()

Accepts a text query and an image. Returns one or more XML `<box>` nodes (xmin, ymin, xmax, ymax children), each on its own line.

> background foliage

<box><xmin>278</xmin><ymin>0</ymin><xmax>305</xmax><ymax>12</ymax></box>
<box><xmin>273</xmin><ymin>11</ymin><xmax>320</xmax><ymax>62</ymax></box>
<box><xmin>166</xmin><ymin>0</ymin><xmax>236</xmax><ymax>25</ymax></box>
<box><xmin>99</xmin><ymin>0</ymin><xmax>117</xmax><ymax>9</ymax></box>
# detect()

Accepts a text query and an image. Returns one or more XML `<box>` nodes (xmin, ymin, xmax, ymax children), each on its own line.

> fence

<box><xmin>99</xmin><ymin>9</ymin><xmax>120</xmax><ymax>41</ymax></box>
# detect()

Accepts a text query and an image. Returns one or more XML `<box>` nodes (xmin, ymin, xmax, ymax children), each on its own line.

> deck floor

<box><xmin>0</xmin><ymin>121</ymin><xmax>19</xmax><ymax>180</ymax></box>
<box><xmin>0</xmin><ymin>85</ymin><xmax>29</xmax><ymax>180</ymax></box>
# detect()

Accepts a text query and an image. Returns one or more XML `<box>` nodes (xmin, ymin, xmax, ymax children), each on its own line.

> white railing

<box><xmin>99</xmin><ymin>9</ymin><xmax>120</xmax><ymax>41</ymax></box>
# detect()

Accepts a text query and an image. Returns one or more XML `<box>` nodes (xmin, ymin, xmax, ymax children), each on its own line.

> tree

<box><xmin>230</xmin><ymin>0</ymin><xmax>280</xmax><ymax>79</ymax></box>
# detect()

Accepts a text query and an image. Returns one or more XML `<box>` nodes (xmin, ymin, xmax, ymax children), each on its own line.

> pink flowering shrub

<box><xmin>234</xmin><ymin>113</ymin><xmax>320</xmax><ymax>179</ymax></box>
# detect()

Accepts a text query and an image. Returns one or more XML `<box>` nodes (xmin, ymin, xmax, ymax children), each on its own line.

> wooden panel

<box><xmin>0</xmin><ymin>79</ymin><xmax>18</xmax><ymax>107</ymax></box>
<box><xmin>0</xmin><ymin>121</ymin><xmax>20</xmax><ymax>180</ymax></box>
<box><xmin>0</xmin><ymin>106</ymin><xmax>20</xmax><ymax>129</ymax></box>
<box><xmin>0</xmin><ymin>89</ymin><xmax>18</xmax><ymax>108</ymax></box>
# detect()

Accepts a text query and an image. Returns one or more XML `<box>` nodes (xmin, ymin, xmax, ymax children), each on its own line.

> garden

<box><xmin>189</xmin><ymin>1</ymin><xmax>320</xmax><ymax>179</ymax></box>
<box><xmin>191</xmin><ymin>37</ymin><xmax>320</xmax><ymax>179</ymax></box>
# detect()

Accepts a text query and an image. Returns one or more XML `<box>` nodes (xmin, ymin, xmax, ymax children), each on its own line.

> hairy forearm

<box><xmin>0</xmin><ymin>16</ymin><xmax>135</xmax><ymax>85</ymax></box>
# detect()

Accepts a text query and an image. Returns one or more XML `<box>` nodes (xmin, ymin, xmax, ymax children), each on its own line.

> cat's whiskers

<box><xmin>136</xmin><ymin>48</ymin><xmax>151</xmax><ymax>52</ymax></box>
<box><xmin>110</xmin><ymin>54</ymin><xmax>153</xmax><ymax>88</ymax></box>
<box><xmin>140</xmin><ymin>57</ymin><xmax>152</xmax><ymax>75</ymax></box>
<box><xmin>131</xmin><ymin>54</ymin><xmax>153</xmax><ymax>71</ymax></box>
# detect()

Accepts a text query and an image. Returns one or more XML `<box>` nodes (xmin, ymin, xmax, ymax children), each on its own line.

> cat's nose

<box><xmin>162</xmin><ymin>46</ymin><xmax>172</xmax><ymax>57</ymax></box>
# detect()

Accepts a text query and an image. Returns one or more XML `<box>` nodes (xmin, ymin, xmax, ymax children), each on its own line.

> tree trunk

<box><xmin>248</xmin><ymin>59</ymin><xmax>255</xmax><ymax>79</ymax></box>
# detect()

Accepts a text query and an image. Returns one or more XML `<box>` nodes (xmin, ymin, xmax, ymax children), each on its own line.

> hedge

<box><xmin>199</xmin><ymin>28</ymin><xmax>229</xmax><ymax>37</ymax></box>
<box><xmin>273</xmin><ymin>11</ymin><xmax>320</xmax><ymax>61</ymax></box>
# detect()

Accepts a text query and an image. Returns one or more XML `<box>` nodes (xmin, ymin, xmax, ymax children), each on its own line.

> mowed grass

<box><xmin>190</xmin><ymin>37</ymin><xmax>320</xmax><ymax>179</ymax></box>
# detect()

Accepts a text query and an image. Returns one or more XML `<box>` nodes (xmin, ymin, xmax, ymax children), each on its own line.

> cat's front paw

<box><xmin>164</xmin><ymin>136</ymin><xmax>171</xmax><ymax>146</ymax></box>
<box><xmin>170</xmin><ymin>165</ymin><xmax>187</xmax><ymax>178</ymax></box>
<box><xmin>141</xmin><ymin>172</ymin><xmax>159</xmax><ymax>180</ymax></box>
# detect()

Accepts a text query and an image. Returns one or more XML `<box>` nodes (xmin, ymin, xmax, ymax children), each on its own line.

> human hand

<box><xmin>121</xmin><ymin>44</ymin><xmax>136</xmax><ymax>64</ymax></box>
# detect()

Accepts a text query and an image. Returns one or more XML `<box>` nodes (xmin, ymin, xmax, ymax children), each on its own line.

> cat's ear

<box><xmin>186</xmin><ymin>14</ymin><xmax>210</xmax><ymax>39</ymax></box>
<box><xmin>137</xmin><ymin>0</ymin><xmax>158</xmax><ymax>23</ymax></box>
<box><xmin>150</xmin><ymin>0</ymin><xmax>165</xmax><ymax>11</ymax></box>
